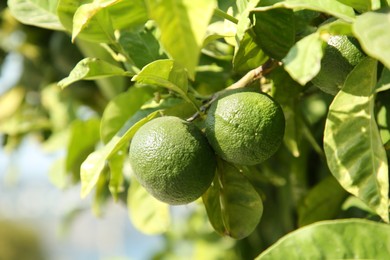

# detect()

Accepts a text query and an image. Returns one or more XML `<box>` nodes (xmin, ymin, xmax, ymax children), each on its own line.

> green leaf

<box><xmin>80</xmin><ymin>111</ymin><xmax>160</xmax><ymax>198</ymax></box>
<box><xmin>100</xmin><ymin>87</ymin><xmax>154</xmax><ymax>144</ymax></box>
<box><xmin>92</xmin><ymin>169</ymin><xmax>110</xmax><ymax>217</ymax></box>
<box><xmin>105</xmin><ymin>0</ymin><xmax>148</xmax><ymax>29</ymax></box>
<box><xmin>256</xmin><ymin>219</ymin><xmax>390</xmax><ymax>259</ymax></box>
<box><xmin>317</xmin><ymin>19</ymin><xmax>353</xmax><ymax>35</ymax></box>
<box><xmin>233</xmin><ymin>30</ymin><xmax>268</xmax><ymax>72</ymax></box>
<box><xmin>66</xmin><ymin>118</ymin><xmax>101</xmax><ymax>179</ymax></box>
<box><xmin>353</xmin><ymin>8</ymin><xmax>390</xmax><ymax>70</ymax></box>
<box><xmin>252</xmin><ymin>8</ymin><xmax>296</xmax><ymax>60</ymax></box>
<box><xmin>133</xmin><ymin>60</ymin><xmax>187</xmax><ymax>92</ymax></box>
<box><xmin>324</xmin><ymin>57</ymin><xmax>389</xmax><ymax>222</ymax></box>
<box><xmin>127</xmin><ymin>178</ymin><xmax>170</xmax><ymax>234</ymax></box>
<box><xmin>71</xmin><ymin>3</ymin><xmax>115</xmax><ymax>42</ymax></box>
<box><xmin>119</xmin><ymin>28</ymin><xmax>168</xmax><ymax>69</ymax></box>
<box><xmin>336</xmin><ymin>0</ymin><xmax>372</xmax><ymax>12</ymax></box>
<box><xmin>145</xmin><ymin>0</ymin><xmax>217</xmax><ymax>79</ymax></box>
<box><xmin>8</xmin><ymin>0</ymin><xmax>64</xmax><ymax>30</ymax></box>
<box><xmin>108</xmin><ymin>149</ymin><xmax>126</xmax><ymax>201</ymax></box>
<box><xmin>235</xmin><ymin>0</ymin><xmax>261</xmax><ymax>41</ymax></box>
<box><xmin>203</xmin><ymin>160</ymin><xmax>263</xmax><ymax>239</ymax></box>
<box><xmin>132</xmin><ymin>59</ymin><xmax>199</xmax><ymax>109</ymax></box>
<box><xmin>376</xmin><ymin>68</ymin><xmax>390</xmax><ymax>92</ymax></box>
<box><xmin>57</xmin><ymin>0</ymin><xmax>148</xmax><ymax>42</ymax></box>
<box><xmin>298</xmin><ymin>176</ymin><xmax>348</xmax><ymax>227</ymax></box>
<box><xmin>283</xmin><ymin>32</ymin><xmax>325</xmax><ymax>85</ymax></box>
<box><xmin>254</xmin><ymin>0</ymin><xmax>355</xmax><ymax>22</ymax></box>
<box><xmin>58</xmin><ymin>58</ymin><xmax>133</xmax><ymax>88</ymax></box>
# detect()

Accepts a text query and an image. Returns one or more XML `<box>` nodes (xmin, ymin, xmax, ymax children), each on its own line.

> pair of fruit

<box><xmin>129</xmin><ymin>91</ymin><xmax>285</xmax><ymax>205</ymax></box>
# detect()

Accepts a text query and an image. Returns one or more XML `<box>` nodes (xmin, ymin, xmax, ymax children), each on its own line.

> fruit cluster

<box><xmin>129</xmin><ymin>91</ymin><xmax>285</xmax><ymax>205</ymax></box>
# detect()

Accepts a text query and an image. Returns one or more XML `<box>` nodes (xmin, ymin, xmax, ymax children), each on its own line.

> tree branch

<box><xmin>187</xmin><ymin>59</ymin><xmax>280</xmax><ymax>122</ymax></box>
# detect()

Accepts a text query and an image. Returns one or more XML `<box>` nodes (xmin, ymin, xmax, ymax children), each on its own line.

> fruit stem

<box><xmin>227</xmin><ymin>59</ymin><xmax>280</xmax><ymax>90</ymax></box>
<box><xmin>186</xmin><ymin>59</ymin><xmax>280</xmax><ymax>122</ymax></box>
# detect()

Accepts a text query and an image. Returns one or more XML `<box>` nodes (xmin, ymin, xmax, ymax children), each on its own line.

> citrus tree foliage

<box><xmin>2</xmin><ymin>0</ymin><xmax>390</xmax><ymax>258</ymax></box>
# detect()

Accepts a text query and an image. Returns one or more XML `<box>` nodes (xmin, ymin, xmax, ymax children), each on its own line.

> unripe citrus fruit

<box><xmin>129</xmin><ymin>116</ymin><xmax>216</xmax><ymax>205</ymax></box>
<box><xmin>312</xmin><ymin>35</ymin><xmax>365</xmax><ymax>95</ymax></box>
<box><xmin>205</xmin><ymin>91</ymin><xmax>285</xmax><ymax>165</ymax></box>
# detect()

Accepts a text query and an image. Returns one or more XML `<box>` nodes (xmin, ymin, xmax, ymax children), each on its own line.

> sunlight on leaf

<box><xmin>324</xmin><ymin>57</ymin><xmax>389</xmax><ymax>222</ymax></box>
<box><xmin>257</xmin><ymin>219</ymin><xmax>390</xmax><ymax>259</ymax></box>
<box><xmin>58</xmin><ymin>0</ymin><xmax>147</xmax><ymax>42</ymax></box>
<box><xmin>58</xmin><ymin>58</ymin><xmax>133</xmax><ymax>88</ymax></box>
<box><xmin>132</xmin><ymin>59</ymin><xmax>199</xmax><ymax>110</ymax></box>
<box><xmin>283</xmin><ymin>32</ymin><xmax>324</xmax><ymax>85</ymax></box>
<box><xmin>254</xmin><ymin>0</ymin><xmax>355</xmax><ymax>22</ymax></box>
<box><xmin>71</xmin><ymin>3</ymin><xmax>115</xmax><ymax>42</ymax></box>
<box><xmin>353</xmin><ymin>8</ymin><xmax>390</xmax><ymax>70</ymax></box>
<box><xmin>145</xmin><ymin>0</ymin><xmax>217</xmax><ymax>79</ymax></box>
<box><xmin>8</xmin><ymin>0</ymin><xmax>64</xmax><ymax>30</ymax></box>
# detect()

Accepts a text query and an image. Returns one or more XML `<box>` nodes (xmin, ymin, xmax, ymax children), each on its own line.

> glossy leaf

<box><xmin>58</xmin><ymin>58</ymin><xmax>133</xmax><ymax>88</ymax></box>
<box><xmin>283</xmin><ymin>32</ymin><xmax>324</xmax><ymax>85</ymax></box>
<box><xmin>127</xmin><ymin>178</ymin><xmax>170</xmax><ymax>234</ymax></box>
<box><xmin>254</xmin><ymin>0</ymin><xmax>355</xmax><ymax>22</ymax></box>
<box><xmin>252</xmin><ymin>8</ymin><xmax>296</xmax><ymax>60</ymax></box>
<box><xmin>324</xmin><ymin>57</ymin><xmax>389</xmax><ymax>222</ymax></box>
<box><xmin>298</xmin><ymin>176</ymin><xmax>347</xmax><ymax>226</ymax></box>
<box><xmin>257</xmin><ymin>219</ymin><xmax>390</xmax><ymax>259</ymax></box>
<box><xmin>145</xmin><ymin>0</ymin><xmax>217</xmax><ymax>78</ymax></box>
<box><xmin>353</xmin><ymin>8</ymin><xmax>390</xmax><ymax>70</ymax></box>
<box><xmin>203</xmin><ymin>160</ymin><xmax>263</xmax><ymax>239</ymax></box>
<box><xmin>80</xmin><ymin>111</ymin><xmax>160</xmax><ymax>198</ymax></box>
<box><xmin>100</xmin><ymin>87</ymin><xmax>154</xmax><ymax>144</ymax></box>
<box><xmin>8</xmin><ymin>0</ymin><xmax>64</xmax><ymax>30</ymax></box>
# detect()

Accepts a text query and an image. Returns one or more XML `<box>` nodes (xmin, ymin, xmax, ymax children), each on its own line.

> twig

<box><xmin>186</xmin><ymin>59</ymin><xmax>280</xmax><ymax>122</ymax></box>
<box><xmin>227</xmin><ymin>59</ymin><xmax>280</xmax><ymax>89</ymax></box>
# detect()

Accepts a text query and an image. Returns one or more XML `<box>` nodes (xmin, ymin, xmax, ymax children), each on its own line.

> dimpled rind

<box><xmin>129</xmin><ymin>116</ymin><xmax>216</xmax><ymax>205</ymax></box>
<box><xmin>205</xmin><ymin>91</ymin><xmax>285</xmax><ymax>165</ymax></box>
